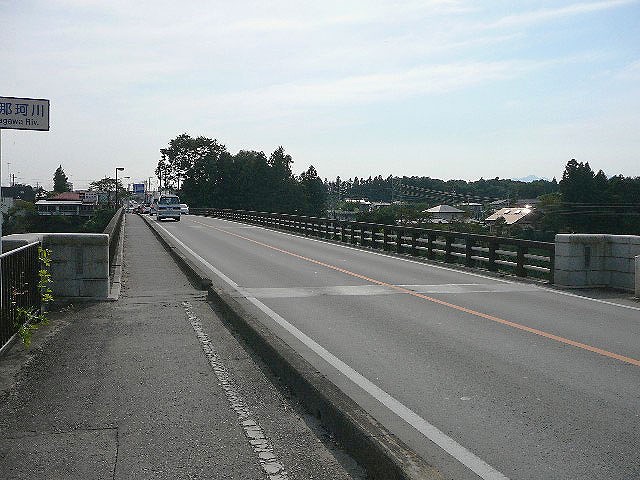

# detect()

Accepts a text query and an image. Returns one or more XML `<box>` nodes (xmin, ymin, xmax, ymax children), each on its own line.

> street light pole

<box><xmin>115</xmin><ymin>167</ymin><xmax>124</xmax><ymax>208</ymax></box>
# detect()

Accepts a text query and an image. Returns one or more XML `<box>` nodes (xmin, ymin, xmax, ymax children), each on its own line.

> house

<box><xmin>485</xmin><ymin>207</ymin><xmax>538</xmax><ymax>233</ymax></box>
<box><xmin>35</xmin><ymin>191</ymin><xmax>98</xmax><ymax>216</ymax></box>
<box><xmin>423</xmin><ymin>204</ymin><xmax>465</xmax><ymax>221</ymax></box>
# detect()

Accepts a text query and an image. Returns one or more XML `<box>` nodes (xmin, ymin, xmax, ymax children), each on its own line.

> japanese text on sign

<box><xmin>0</xmin><ymin>96</ymin><xmax>50</xmax><ymax>131</ymax></box>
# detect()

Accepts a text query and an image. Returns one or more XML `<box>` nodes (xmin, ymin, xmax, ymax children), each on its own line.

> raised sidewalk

<box><xmin>0</xmin><ymin>214</ymin><xmax>362</xmax><ymax>480</ymax></box>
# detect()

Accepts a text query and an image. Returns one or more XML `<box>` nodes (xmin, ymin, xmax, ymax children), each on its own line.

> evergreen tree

<box><xmin>53</xmin><ymin>165</ymin><xmax>71</xmax><ymax>193</ymax></box>
<box><xmin>300</xmin><ymin>165</ymin><xmax>326</xmax><ymax>216</ymax></box>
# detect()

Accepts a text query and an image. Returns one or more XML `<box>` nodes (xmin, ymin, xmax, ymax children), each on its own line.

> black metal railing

<box><xmin>191</xmin><ymin>208</ymin><xmax>555</xmax><ymax>282</ymax></box>
<box><xmin>104</xmin><ymin>207</ymin><xmax>124</xmax><ymax>270</ymax></box>
<box><xmin>0</xmin><ymin>241</ymin><xmax>42</xmax><ymax>351</ymax></box>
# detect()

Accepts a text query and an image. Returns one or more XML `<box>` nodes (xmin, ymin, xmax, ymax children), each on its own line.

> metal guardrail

<box><xmin>0</xmin><ymin>241</ymin><xmax>42</xmax><ymax>351</ymax></box>
<box><xmin>104</xmin><ymin>207</ymin><xmax>124</xmax><ymax>270</ymax></box>
<box><xmin>191</xmin><ymin>208</ymin><xmax>555</xmax><ymax>282</ymax></box>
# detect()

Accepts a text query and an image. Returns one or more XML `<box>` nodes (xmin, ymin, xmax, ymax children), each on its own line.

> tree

<box><xmin>158</xmin><ymin>134</ymin><xmax>226</xmax><ymax>191</ymax></box>
<box><xmin>559</xmin><ymin>159</ymin><xmax>595</xmax><ymax>204</ymax></box>
<box><xmin>299</xmin><ymin>165</ymin><xmax>326</xmax><ymax>216</ymax></box>
<box><xmin>89</xmin><ymin>177</ymin><xmax>127</xmax><ymax>206</ymax></box>
<box><xmin>53</xmin><ymin>165</ymin><xmax>71</xmax><ymax>193</ymax></box>
<box><xmin>89</xmin><ymin>177</ymin><xmax>117</xmax><ymax>192</ymax></box>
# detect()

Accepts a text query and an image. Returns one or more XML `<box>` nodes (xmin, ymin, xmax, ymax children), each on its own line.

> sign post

<box><xmin>0</xmin><ymin>96</ymin><xmax>50</xmax><ymax>314</ymax></box>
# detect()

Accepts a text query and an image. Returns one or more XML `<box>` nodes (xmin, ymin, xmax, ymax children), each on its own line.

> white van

<box><xmin>156</xmin><ymin>194</ymin><xmax>181</xmax><ymax>221</ymax></box>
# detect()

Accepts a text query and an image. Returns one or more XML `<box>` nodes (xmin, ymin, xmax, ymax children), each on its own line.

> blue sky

<box><xmin>2</xmin><ymin>0</ymin><xmax>639</xmax><ymax>189</ymax></box>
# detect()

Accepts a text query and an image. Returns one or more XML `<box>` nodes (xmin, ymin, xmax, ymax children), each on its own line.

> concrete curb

<box><xmin>140</xmin><ymin>214</ymin><xmax>441</xmax><ymax>480</ymax></box>
<box><xmin>108</xmin><ymin>213</ymin><xmax>126</xmax><ymax>301</ymax></box>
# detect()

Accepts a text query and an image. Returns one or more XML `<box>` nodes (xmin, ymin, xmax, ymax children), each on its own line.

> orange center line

<box><xmin>192</xmin><ymin>219</ymin><xmax>640</xmax><ymax>367</ymax></box>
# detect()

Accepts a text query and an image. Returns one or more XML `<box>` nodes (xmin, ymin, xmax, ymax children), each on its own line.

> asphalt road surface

<box><xmin>154</xmin><ymin>214</ymin><xmax>640</xmax><ymax>480</ymax></box>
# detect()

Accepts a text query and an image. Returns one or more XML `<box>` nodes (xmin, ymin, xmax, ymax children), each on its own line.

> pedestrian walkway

<box><xmin>0</xmin><ymin>214</ymin><xmax>362</xmax><ymax>480</ymax></box>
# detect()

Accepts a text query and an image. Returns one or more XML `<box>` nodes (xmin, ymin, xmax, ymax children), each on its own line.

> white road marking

<box><xmin>241</xmin><ymin>283</ymin><xmax>539</xmax><ymax>299</ymax></box>
<box><xmin>157</xmin><ymin>221</ymin><xmax>510</xmax><ymax>480</ymax></box>
<box><xmin>182</xmin><ymin>301</ymin><xmax>289</xmax><ymax>480</ymax></box>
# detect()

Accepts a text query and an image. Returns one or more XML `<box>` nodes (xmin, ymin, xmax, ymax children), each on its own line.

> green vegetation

<box><xmin>328</xmin><ymin>160</ymin><xmax>640</xmax><ymax>238</ymax></box>
<box><xmin>3</xmin><ymin>202</ymin><xmax>116</xmax><ymax>235</ymax></box>
<box><xmin>327</xmin><ymin>175</ymin><xmax>558</xmax><ymax>205</ymax></box>
<box><xmin>156</xmin><ymin>134</ymin><xmax>327</xmax><ymax>216</ymax></box>
<box><xmin>14</xmin><ymin>246</ymin><xmax>53</xmax><ymax>347</ymax></box>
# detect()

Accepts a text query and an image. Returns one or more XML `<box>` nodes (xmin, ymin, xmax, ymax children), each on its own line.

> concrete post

<box><xmin>636</xmin><ymin>255</ymin><xmax>640</xmax><ymax>298</ymax></box>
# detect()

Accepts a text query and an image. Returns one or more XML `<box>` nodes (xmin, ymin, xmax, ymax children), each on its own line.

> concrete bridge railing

<box><xmin>3</xmin><ymin>233</ymin><xmax>110</xmax><ymax>300</ymax></box>
<box><xmin>1</xmin><ymin>207</ymin><xmax>125</xmax><ymax>302</ymax></box>
<box><xmin>554</xmin><ymin>234</ymin><xmax>640</xmax><ymax>292</ymax></box>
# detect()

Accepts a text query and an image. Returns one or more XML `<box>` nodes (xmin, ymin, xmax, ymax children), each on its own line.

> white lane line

<box><xmin>158</xmin><ymin>222</ymin><xmax>510</xmax><ymax>480</ymax></box>
<box><xmin>197</xmin><ymin>216</ymin><xmax>640</xmax><ymax>312</ymax></box>
<box><xmin>241</xmin><ymin>283</ymin><xmax>539</xmax><ymax>299</ymax></box>
<box><xmin>182</xmin><ymin>301</ymin><xmax>289</xmax><ymax>480</ymax></box>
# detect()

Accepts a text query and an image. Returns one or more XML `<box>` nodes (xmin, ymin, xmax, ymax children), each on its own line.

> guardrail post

<box><xmin>396</xmin><ymin>228</ymin><xmax>403</xmax><ymax>253</ymax></box>
<box><xmin>340</xmin><ymin>221</ymin><xmax>346</xmax><ymax>243</ymax></box>
<box><xmin>465</xmin><ymin>235</ymin><xmax>473</xmax><ymax>267</ymax></box>
<box><xmin>548</xmin><ymin>247</ymin><xmax>555</xmax><ymax>284</ymax></box>
<box><xmin>445</xmin><ymin>235</ymin><xmax>453</xmax><ymax>263</ymax></box>
<box><xmin>411</xmin><ymin>230</ymin><xmax>418</xmax><ymax>257</ymax></box>
<box><xmin>516</xmin><ymin>244</ymin><xmax>528</xmax><ymax>277</ymax></box>
<box><xmin>383</xmin><ymin>227</ymin><xmax>389</xmax><ymax>251</ymax></box>
<box><xmin>488</xmin><ymin>240</ymin><xmax>498</xmax><ymax>271</ymax></box>
<box><xmin>351</xmin><ymin>223</ymin><xmax>357</xmax><ymax>245</ymax></box>
<box><xmin>427</xmin><ymin>233</ymin><xmax>435</xmax><ymax>260</ymax></box>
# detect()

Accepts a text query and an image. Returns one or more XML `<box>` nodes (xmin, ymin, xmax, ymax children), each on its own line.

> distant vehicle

<box><xmin>156</xmin><ymin>194</ymin><xmax>181</xmax><ymax>221</ymax></box>
<box><xmin>180</xmin><ymin>203</ymin><xmax>189</xmax><ymax>215</ymax></box>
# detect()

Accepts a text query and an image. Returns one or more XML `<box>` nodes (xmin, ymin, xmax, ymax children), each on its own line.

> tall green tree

<box><xmin>158</xmin><ymin>134</ymin><xmax>226</xmax><ymax>191</ymax></box>
<box><xmin>53</xmin><ymin>165</ymin><xmax>71</xmax><ymax>193</ymax></box>
<box><xmin>299</xmin><ymin>165</ymin><xmax>326</xmax><ymax>216</ymax></box>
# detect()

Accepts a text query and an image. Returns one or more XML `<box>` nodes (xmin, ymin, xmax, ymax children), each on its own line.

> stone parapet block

<box><xmin>3</xmin><ymin>232</ymin><xmax>110</xmax><ymax>300</ymax></box>
<box><xmin>554</xmin><ymin>234</ymin><xmax>640</xmax><ymax>291</ymax></box>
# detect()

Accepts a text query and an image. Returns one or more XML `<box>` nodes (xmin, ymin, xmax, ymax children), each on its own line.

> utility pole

<box><xmin>115</xmin><ymin>167</ymin><xmax>124</xmax><ymax>208</ymax></box>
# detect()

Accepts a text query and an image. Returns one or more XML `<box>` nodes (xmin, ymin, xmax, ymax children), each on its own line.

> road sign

<box><xmin>0</xmin><ymin>96</ymin><xmax>50</xmax><ymax>131</ymax></box>
<box><xmin>133</xmin><ymin>183</ymin><xmax>145</xmax><ymax>194</ymax></box>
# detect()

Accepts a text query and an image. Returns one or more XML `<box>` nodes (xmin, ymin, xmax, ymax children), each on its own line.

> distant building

<box><xmin>485</xmin><ymin>207</ymin><xmax>538</xmax><ymax>233</ymax></box>
<box><xmin>343</xmin><ymin>198</ymin><xmax>391</xmax><ymax>212</ymax></box>
<box><xmin>423</xmin><ymin>204</ymin><xmax>465</xmax><ymax>221</ymax></box>
<box><xmin>457</xmin><ymin>202</ymin><xmax>483</xmax><ymax>220</ymax></box>
<box><xmin>49</xmin><ymin>192</ymin><xmax>82</xmax><ymax>201</ymax></box>
<box><xmin>36</xmin><ymin>191</ymin><xmax>99</xmax><ymax>216</ymax></box>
